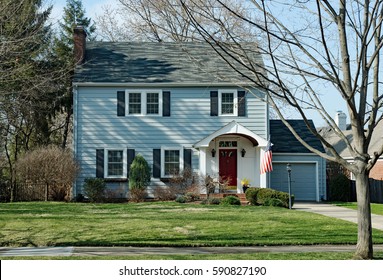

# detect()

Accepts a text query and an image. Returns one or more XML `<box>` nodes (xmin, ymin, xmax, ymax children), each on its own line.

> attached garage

<box><xmin>270</xmin><ymin>162</ymin><xmax>318</xmax><ymax>201</ymax></box>
<box><xmin>269</xmin><ymin>120</ymin><xmax>327</xmax><ymax>202</ymax></box>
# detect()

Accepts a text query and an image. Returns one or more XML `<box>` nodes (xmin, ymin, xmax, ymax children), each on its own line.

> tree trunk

<box><xmin>354</xmin><ymin>171</ymin><xmax>373</xmax><ymax>259</ymax></box>
<box><xmin>61</xmin><ymin>109</ymin><xmax>72</xmax><ymax>149</ymax></box>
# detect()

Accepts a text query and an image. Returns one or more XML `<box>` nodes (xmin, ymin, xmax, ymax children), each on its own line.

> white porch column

<box><xmin>199</xmin><ymin>148</ymin><xmax>207</xmax><ymax>194</ymax></box>
<box><xmin>259</xmin><ymin>148</ymin><xmax>267</xmax><ymax>188</ymax></box>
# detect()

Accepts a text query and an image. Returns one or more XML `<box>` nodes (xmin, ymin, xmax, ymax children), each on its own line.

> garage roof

<box><xmin>270</xmin><ymin>120</ymin><xmax>324</xmax><ymax>153</ymax></box>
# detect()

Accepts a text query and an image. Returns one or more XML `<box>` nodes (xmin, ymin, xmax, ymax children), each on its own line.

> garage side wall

<box><xmin>270</xmin><ymin>154</ymin><xmax>326</xmax><ymax>202</ymax></box>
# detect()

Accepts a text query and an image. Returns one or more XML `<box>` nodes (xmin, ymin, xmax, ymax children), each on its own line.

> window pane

<box><xmin>164</xmin><ymin>150</ymin><xmax>180</xmax><ymax>176</ymax></box>
<box><xmin>221</xmin><ymin>92</ymin><xmax>234</xmax><ymax>114</ymax></box>
<box><xmin>129</xmin><ymin>93</ymin><xmax>141</xmax><ymax>114</ymax></box>
<box><xmin>108</xmin><ymin>150</ymin><xmax>123</xmax><ymax>176</ymax></box>
<box><xmin>147</xmin><ymin>92</ymin><xmax>159</xmax><ymax>114</ymax></box>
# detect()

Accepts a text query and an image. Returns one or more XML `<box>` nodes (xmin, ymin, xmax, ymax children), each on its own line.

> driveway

<box><xmin>294</xmin><ymin>202</ymin><xmax>383</xmax><ymax>230</ymax></box>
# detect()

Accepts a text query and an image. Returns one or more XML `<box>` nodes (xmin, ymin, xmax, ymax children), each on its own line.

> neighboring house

<box><xmin>321</xmin><ymin>111</ymin><xmax>383</xmax><ymax>181</ymax></box>
<box><xmin>72</xmin><ymin>27</ymin><xmax>326</xmax><ymax>201</ymax></box>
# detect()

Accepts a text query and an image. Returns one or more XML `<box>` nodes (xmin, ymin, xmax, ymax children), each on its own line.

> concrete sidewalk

<box><xmin>1</xmin><ymin>245</ymin><xmax>383</xmax><ymax>257</ymax></box>
<box><xmin>294</xmin><ymin>202</ymin><xmax>383</xmax><ymax>231</ymax></box>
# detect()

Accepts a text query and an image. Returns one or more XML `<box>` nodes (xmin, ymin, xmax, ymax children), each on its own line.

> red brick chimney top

<box><xmin>73</xmin><ymin>26</ymin><xmax>87</xmax><ymax>65</ymax></box>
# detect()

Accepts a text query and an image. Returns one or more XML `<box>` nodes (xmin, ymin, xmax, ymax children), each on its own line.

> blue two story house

<box><xmin>72</xmin><ymin>27</ymin><xmax>326</xmax><ymax>201</ymax></box>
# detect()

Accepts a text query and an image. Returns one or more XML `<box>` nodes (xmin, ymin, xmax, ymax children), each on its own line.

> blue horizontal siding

<box><xmin>74</xmin><ymin>86</ymin><xmax>267</xmax><ymax>192</ymax></box>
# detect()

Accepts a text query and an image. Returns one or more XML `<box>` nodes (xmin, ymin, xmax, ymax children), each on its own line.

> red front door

<box><xmin>219</xmin><ymin>149</ymin><xmax>237</xmax><ymax>186</ymax></box>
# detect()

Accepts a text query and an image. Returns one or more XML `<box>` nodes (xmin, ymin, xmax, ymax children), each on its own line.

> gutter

<box><xmin>72</xmin><ymin>82</ymin><xmax>256</xmax><ymax>88</ymax></box>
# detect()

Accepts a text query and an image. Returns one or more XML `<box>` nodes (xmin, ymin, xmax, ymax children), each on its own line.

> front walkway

<box><xmin>294</xmin><ymin>202</ymin><xmax>383</xmax><ymax>230</ymax></box>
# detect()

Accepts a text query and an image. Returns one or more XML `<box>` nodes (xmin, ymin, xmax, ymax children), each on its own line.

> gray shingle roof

<box><xmin>73</xmin><ymin>41</ymin><xmax>264</xmax><ymax>84</ymax></box>
<box><xmin>270</xmin><ymin>120</ymin><xmax>324</xmax><ymax>153</ymax></box>
<box><xmin>319</xmin><ymin>120</ymin><xmax>383</xmax><ymax>158</ymax></box>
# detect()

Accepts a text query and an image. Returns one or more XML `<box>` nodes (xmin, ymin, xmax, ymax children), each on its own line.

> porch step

<box><xmin>200</xmin><ymin>193</ymin><xmax>249</xmax><ymax>205</ymax></box>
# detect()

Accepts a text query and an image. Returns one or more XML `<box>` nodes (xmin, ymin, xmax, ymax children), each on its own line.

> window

<box><xmin>221</xmin><ymin>92</ymin><xmax>234</xmax><ymax>114</ymax></box>
<box><xmin>147</xmin><ymin>92</ymin><xmax>159</xmax><ymax>114</ymax></box>
<box><xmin>219</xmin><ymin>90</ymin><xmax>238</xmax><ymax>116</ymax></box>
<box><xmin>128</xmin><ymin>93</ymin><xmax>141</xmax><ymax>114</ymax></box>
<box><xmin>165</xmin><ymin>150</ymin><xmax>180</xmax><ymax>176</ymax></box>
<box><xmin>127</xmin><ymin>90</ymin><xmax>162</xmax><ymax>115</ymax></box>
<box><xmin>219</xmin><ymin>141</ymin><xmax>238</xmax><ymax>147</ymax></box>
<box><xmin>161</xmin><ymin>147</ymin><xmax>184</xmax><ymax>178</ymax></box>
<box><xmin>105</xmin><ymin>149</ymin><xmax>126</xmax><ymax>178</ymax></box>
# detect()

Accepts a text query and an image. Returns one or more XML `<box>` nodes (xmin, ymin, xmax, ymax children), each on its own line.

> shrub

<box><xmin>154</xmin><ymin>186</ymin><xmax>177</xmax><ymax>201</ymax></box>
<box><xmin>329</xmin><ymin>174</ymin><xmax>351</xmax><ymax>201</ymax></box>
<box><xmin>169</xmin><ymin>168</ymin><xmax>196</xmax><ymax>195</ymax></box>
<box><xmin>83</xmin><ymin>178</ymin><xmax>106</xmax><ymax>202</ymax></box>
<box><xmin>15</xmin><ymin>145</ymin><xmax>79</xmax><ymax>201</ymax></box>
<box><xmin>256</xmin><ymin>188</ymin><xmax>277</xmax><ymax>205</ymax></box>
<box><xmin>129</xmin><ymin>155</ymin><xmax>151</xmax><ymax>190</ymax></box>
<box><xmin>245</xmin><ymin>187</ymin><xmax>261</xmax><ymax>205</ymax></box>
<box><xmin>264</xmin><ymin>198</ymin><xmax>284</xmax><ymax>207</ymax></box>
<box><xmin>175</xmin><ymin>196</ymin><xmax>186</xmax><ymax>203</ymax></box>
<box><xmin>220</xmin><ymin>195</ymin><xmax>241</xmax><ymax>206</ymax></box>
<box><xmin>74</xmin><ymin>193</ymin><xmax>85</xmax><ymax>202</ymax></box>
<box><xmin>255</xmin><ymin>188</ymin><xmax>294</xmax><ymax>208</ymax></box>
<box><xmin>129</xmin><ymin>188</ymin><xmax>147</xmax><ymax>202</ymax></box>
<box><xmin>200</xmin><ymin>198</ymin><xmax>221</xmax><ymax>205</ymax></box>
<box><xmin>129</xmin><ymin>155</ymin><xmax>151</xmax><ymax>202</ymax></box>
<box><xmin>185</xmin><ymin>192</ymin><xmax>200</xmax><ymax>202</ymax></box>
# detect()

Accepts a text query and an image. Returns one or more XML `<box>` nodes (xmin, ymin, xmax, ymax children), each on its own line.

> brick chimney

<box><xmin>73</xmin><ymin>26</ymin><xmax>87</xmax><ymax>64</ymax></box>
<box><xmin>335</xmin><ymin>110</ymin><xmax>347</xmax><ymax>131</ymax></box>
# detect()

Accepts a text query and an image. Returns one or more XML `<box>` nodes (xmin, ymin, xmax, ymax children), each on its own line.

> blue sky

<box><xmin>49</xmin><ymin>0</ymin><xmax>347</xmax><ymax>127</ymax></box>
<box><xmin>50</xmin><ymin>0</ymin><xmax>115</xmax><ymax>26</ymax></box>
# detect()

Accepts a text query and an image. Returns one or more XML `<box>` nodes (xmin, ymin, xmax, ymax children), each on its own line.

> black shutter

<box><xmin>238</xmin><ymin>90</ymin><xmax>246</xmax><ymax>117</ymax></box>
<box><xmin>210</xmin><ymin>91</ymin><xmax>218</xmax><ymax>116</ymax></box>
<box><xmin>96</xmin><ymin>149</ymin><xmax>104</xmax><ymax>178</ymax></box>
<box><xmin>127</xmin><ymin>149</ymin><xmax>135</xmax><ymax>177</ymax></box>
<box><xmin>163</xmin><ymin>91</ymin><xmax>171</xmax><ymax>116</ymax></box>
<box><xmin>184</xmin><ymin>149</ymin><xmax>192</xmax><ymax>170</ymax></box>
<box><xmin>117</xmin><ymin>91</ymin><xmax>125</xmax><ymax>116</ymax></box>
<box><xmin>153</xmin><ymin>149</ymin><xmax>161</xmax><ymax>178</ymax></box>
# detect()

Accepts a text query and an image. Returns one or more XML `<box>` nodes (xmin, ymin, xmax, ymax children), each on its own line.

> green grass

<box><xmin>3</xmin><ymin>252</ymin><xmax>383</xmax><ymax>260</ymax></box>
<box><xmin>334</xmin><ymin>202</ymin><xmax>383</xmax><ymax>215</ymax></box>
<box><xmin>1</xmin><ymin>202</ymin><xmax>383</xmax><ymax>247</ymax></box>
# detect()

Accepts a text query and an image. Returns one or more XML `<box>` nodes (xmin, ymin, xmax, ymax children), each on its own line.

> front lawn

<box><xmin>334</xmin><ymin>202</ymin><xmax>383</xmax><ymax>215</ymax></box>
<box><xmin>1</xmin><ymin>202</ymin><xmax>383</xmax><ymax>247</ymax></box>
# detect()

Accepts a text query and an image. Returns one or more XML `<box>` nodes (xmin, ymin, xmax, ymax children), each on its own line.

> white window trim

<box><xmin>161</xmin><ymin>146</ymin><xmax>184</xmax><ymax>178</ymax></box>
<box><xmin>218</xmin><ymin>89</ymin><xmax>238</xmax><ymax>116</ymax></box>
<box><xmin>104</xmin><ymin>149</ymin><xmax>127</xmax><ymax>178</ymax></box>
<box><xmin>126</xmin><ymin>89</ymin><xmax>163</xmax><ymax>116</ymax></box>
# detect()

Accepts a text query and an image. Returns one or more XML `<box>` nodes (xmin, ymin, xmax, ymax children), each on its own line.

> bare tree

<box><xmin>170</xmin><ymin>0</ymin><xmax>383</xmax><ymax>259</ymax></box>
<box><xmin>96</xmin><ymin>0</ymin><xmax>255</xmax><ymax>42</ymax></box>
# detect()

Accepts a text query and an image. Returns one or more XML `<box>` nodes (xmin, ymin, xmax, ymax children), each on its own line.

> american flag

<box><xmin>260</xmin><ymin>140</ymin><xmax>273</xmax><ymax>174</ymax></box>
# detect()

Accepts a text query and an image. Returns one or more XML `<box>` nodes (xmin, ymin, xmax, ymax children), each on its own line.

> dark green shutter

<box><xmin>127</xmin><ymin>149</ymin><xmax>135</xmax><ymax>177</ymax></box>
<box><xmin>184</xmin><ymin>149</ymin><xmax>192</xmax><ymax>170</ymax></box>
<box><xmin>238</xmin><ymin>90</ymin><xmax>246</xmax><ymax>117</ymax></box>
<box><xmin>163</xmin><ymin>91</ymin><xmax>171</xmax><ymax>116</ymax></box>
<box><xmin>153</xmin><ymin>149</ymin><xmax>161</xmax><ymax>178</ymax></box>
<box><xmin>117</xmin><ymin>91</ymin><xmax>125</xmax><ymax>116</ymax></box>
<box><xmin>210</xmin><ymin>91</ymin><xmax>218</xmax><ymax>116</ymax></box>
<box><xmin>96</xmin><ymin>149</ymin><xmax>104</xmax><ymax>178</ymax></box>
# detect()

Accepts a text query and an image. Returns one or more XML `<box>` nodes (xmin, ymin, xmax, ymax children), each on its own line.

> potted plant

<box><xmin>241</xmin><ymin>178</ymin><xmax>250</xmax><ymax>193</ymax></box>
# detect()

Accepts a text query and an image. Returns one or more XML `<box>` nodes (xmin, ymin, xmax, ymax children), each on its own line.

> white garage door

<box><xmin>270</xmin><ymin>163</ymin><xmax>317</xmax><ymax>201</ymax></box>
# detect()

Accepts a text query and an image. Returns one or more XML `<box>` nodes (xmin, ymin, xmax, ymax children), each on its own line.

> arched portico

<box><xmin>194</xmin><ymin>121</ymin><xmax>268</xmax><ymax>192</ymax></box>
